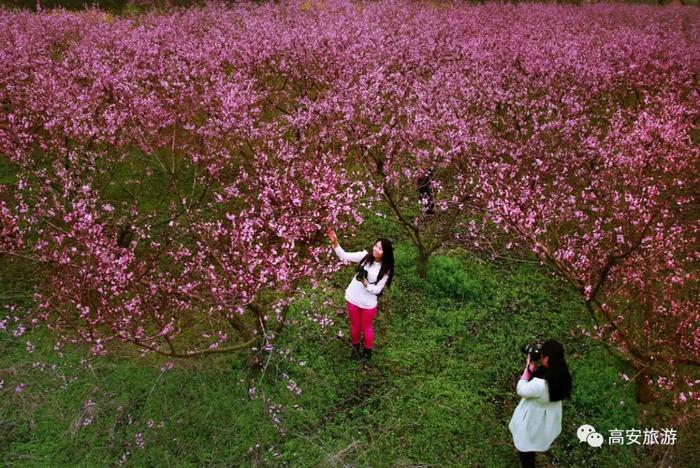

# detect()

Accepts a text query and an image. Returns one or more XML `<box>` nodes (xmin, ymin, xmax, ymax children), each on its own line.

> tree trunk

<box><xmin>635</xmin><ymin>370</ymin><xmax>655</xmax><ymax>404</ymax></box>
<box><xmin>417</xmin><ymin>169</ymin><xmax>435</xmax><ymax>215</ymax></box>
<box><xmin>417</xmin><ymin>250</ymin><xmax>430</xmax><ymax>279</ymax></box>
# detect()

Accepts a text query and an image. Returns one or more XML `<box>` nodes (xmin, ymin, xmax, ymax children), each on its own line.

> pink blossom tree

<box><xmin>0</xmin><ymin>1</ymin><xmax>697</xmax><ymax>405</ymax></box>
<box><xmin>0</xmin><ymin>5</ymin><xmax>364</xmax><ymax>357</ymax></box>
<box><xmin>459</xmin><ymin>10</ymin><xmax>700</xmax><ymax>401</ymax></box>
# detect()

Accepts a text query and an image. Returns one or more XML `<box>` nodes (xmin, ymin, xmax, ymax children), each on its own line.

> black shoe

<box><xmin>352</xmin><ymin>343</ymin><xmax>361</xmax><ymax>358</ymax></box>
<box><xmin>363</xmin><ymin>347</ymin><xmax>372</xmax><ymax>361</ymax></box>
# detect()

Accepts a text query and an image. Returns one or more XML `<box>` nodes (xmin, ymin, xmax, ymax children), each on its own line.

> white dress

<box><xmin>333</xmin><ymin>245</ymin><xmax>389</xmax><ymax>309</ymax></box>
<box><xmin>509</xmin><ymin>377</ymin><xmax>563</xmax><ymax>452</ymax></box>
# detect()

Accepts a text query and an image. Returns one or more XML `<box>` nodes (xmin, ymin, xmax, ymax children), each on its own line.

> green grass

<box><xmin>1</xmin><ymin>239</ymin><xmax>691</xmax><ymax>466</ymax></box>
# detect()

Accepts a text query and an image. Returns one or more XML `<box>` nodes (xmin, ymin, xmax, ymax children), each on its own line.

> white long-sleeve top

<box><xmin>333</xmin><ymin>245</ymin><xmax>389</xmax><ymax>309</ymax></box>
<box><xmin>508</xmin><ymin>377</ymin><xmax>563</xmax><ymax>452</ymax></box>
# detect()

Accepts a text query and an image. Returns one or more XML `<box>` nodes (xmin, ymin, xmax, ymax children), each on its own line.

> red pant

<box><xmin>346</xmin><ymin>301</ymin><xmax>378</xmax><ymax>349</ymax></box>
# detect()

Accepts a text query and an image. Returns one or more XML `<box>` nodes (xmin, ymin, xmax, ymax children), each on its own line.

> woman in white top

<box><xmin>509</xmin><ymin>339</ymin><xmax>572</xmax><ymax>467</ymax></box>
<box><xmin>326</xmin><ymin>229</ymin><xmax>394</xmax><ymax>360</ymax></box>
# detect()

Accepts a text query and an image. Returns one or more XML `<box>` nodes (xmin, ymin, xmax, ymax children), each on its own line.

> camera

<box><xmin>355</xmin><ymin>264</ymin><xmax>368</xmax><ymax>282</ymax></box>
<box><xmin>521</xmin><ymin>343</ymin><xmax>542</xmax><ymax>361</ymax></box>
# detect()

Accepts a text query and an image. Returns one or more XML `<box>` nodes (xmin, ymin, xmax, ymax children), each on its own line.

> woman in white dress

<box><xmin>509</xmin><ymin>340</ymin><xmax>572</xmax><ymax>467</ymax></box>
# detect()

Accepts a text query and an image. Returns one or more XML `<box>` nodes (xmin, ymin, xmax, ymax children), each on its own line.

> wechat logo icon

<box><xmin>577</xmin><ymin>424</ymin><xmax>604</xmax><ymax>447</ymax></box>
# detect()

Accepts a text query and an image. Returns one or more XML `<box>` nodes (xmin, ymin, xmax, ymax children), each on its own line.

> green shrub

<box><xmin>427</xmin><ymin>255</ymin><xmax>489</xmax><ymax>303</ymax></box>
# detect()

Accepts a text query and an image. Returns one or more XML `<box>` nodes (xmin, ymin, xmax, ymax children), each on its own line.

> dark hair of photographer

<box><xmin>533</xmin><ymin>340</ymin><xmax>572</xmax><ymax>402</ymax></box>
<box><xmin>358</xmin><ymin>238</ymin><xmax>395</xmax><ymax>290</ymax></box>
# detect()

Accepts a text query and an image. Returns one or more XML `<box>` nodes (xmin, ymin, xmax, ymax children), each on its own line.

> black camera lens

<box><xmin>355</xmin><ymin>266</ymin><xmax>367</xmax><ymax>281</ymax></box>
<box><xmin>520</xmin><ymin>344</ymin><xmax>541</xmax><ymax>361</ymax></box>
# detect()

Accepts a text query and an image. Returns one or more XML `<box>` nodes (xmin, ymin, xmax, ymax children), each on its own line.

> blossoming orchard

<box><xmin>0</xmin><ymin>0</ymin><xmax>698</xmax><ymax>465</ymax></box>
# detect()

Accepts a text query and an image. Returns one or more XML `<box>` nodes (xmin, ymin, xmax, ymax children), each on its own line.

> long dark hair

<box><xmin>537</xmin><ymin>340</ymin><xmax>572</xmax><ymax>402</ymax></box>
<box><xmin>360</xmin><ymin>238</ymin><xmax>394</xmax><ymax>289</ymax></box>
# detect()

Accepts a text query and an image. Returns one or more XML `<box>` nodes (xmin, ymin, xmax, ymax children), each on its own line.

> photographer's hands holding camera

<box><xmin>522</xmin><ymin>354</ymin><xmax>537</xmax><ymax>381</ymax></box>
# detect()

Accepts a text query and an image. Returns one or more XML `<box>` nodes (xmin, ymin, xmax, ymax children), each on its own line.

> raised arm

<box><xmin>334</xmin><ymin>244</ymin><xmax>369</xmax><ymax>263</ymax></box>
<box><xmin>516</xmin><ymin>378</ymin><xmax>547</xmax><ymax>399</ymax></box>
<box><xmin>327</xmin><ymin>228</ymin><xmax>367</xmax><ymax>263</ymax></box>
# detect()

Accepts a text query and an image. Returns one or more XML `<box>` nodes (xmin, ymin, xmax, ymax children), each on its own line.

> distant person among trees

<box><xmin>327</xmin><ymin>229</ymin><xmax>394</xmax><ymax>361</ymax></box>
<box><xmin>509</xmin><ymin>340</ymin><xmax>572</xmax><ymax>468</ymax></box>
